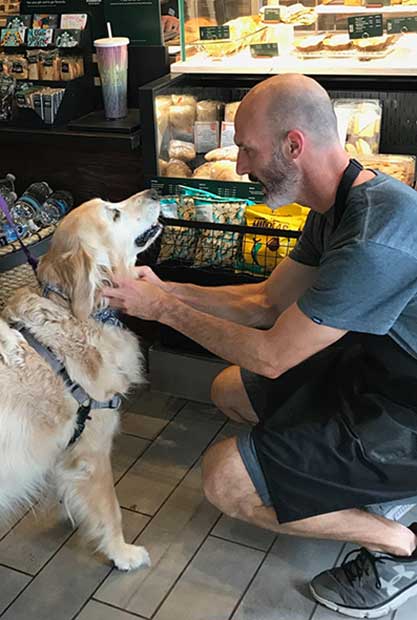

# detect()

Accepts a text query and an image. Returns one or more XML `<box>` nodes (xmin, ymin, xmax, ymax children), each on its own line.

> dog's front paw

<box><xmin>112</xmin><ymin>544</ymin><xmax>151</xmax><ymax>571</ymax></box>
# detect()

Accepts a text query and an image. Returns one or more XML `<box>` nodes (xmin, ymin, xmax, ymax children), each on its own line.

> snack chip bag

<box><xmin>236</xmin><ymin>203</ymin><xmax>309</xmax><ymax>277</ymax></box>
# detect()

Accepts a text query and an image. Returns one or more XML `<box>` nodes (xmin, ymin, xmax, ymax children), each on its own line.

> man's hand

<box><xmin>135</xmin><ymin>266</ymin><xmax>170</xmax><ymax>291</ymax></box>
<box><xmin>102</xmin><ymin>276</ymin><xmax>171</xmax><ymax>321</ymax></box>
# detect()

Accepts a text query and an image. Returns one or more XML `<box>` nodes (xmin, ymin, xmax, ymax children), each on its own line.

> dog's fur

<box><xmin>0</xmin><ymin>190</ymin><xmax>160</xmax><ymax>570</ymax></box>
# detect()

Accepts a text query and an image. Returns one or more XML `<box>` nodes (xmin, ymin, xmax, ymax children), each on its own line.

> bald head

<box><xmin>238</xmin><ymin>74</ymin><xmax>339</xmax><ymax>148</ymax></box>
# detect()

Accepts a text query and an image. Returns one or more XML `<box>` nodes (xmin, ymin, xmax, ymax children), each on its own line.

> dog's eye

<box><xmin>112</xmin><ymin>209</ymin><xmax>121</xmax><ymax>222</ymax></box>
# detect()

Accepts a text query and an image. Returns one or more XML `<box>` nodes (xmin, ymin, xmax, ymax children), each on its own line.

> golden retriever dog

<box><xmin>0</xmin><ymin>189</ymin><xmax>161</xmax><ymax>570</ymax></box>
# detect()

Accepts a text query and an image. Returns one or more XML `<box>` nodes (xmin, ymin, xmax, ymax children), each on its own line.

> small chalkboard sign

<box><xmin>200</xmin><ymin>25</ymin><xmax>230</xmax><ymax>40</ymax></box>
<box><xmin>348</xmin><ymin>14</ymin><xmax>383</xmax><ymax>39</ymax></box>
<box><xmin>264</xmin><ymin>8</ymin><xmax>281</xmax><ymax>22</ymax></box>
<box><xmin>387</xmin><ymin>16</ymin><xmax>417</xmax><ymax>33</ymax></box>
<box><xmin>250</xmin><ymin>43</ymin><xmax>279</xmax><ymax>57</ymax></box>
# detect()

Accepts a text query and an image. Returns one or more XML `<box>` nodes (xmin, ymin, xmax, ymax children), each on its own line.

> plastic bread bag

<box><xmin>168</xmin><ymin>139</ymin><xmax>196</xmax><ymax>162</ymax></box>
<box><xmin>158</xmin><ymin>196</ymin><xmax>199</xmax><ymax>263</ymax></box>
<box><xmin>359</xmin><ymin>154</ymin><xmax>416</xmax><ymax>187</ymax></box>
<box><xmin>333</xmin><ymin>99</ymin><xmax>382</xmax><ymax>156</ymax></box>
<box><xmin>235</xmin><ymin>203</ymin><xmax>309</xmax><ymax>277</ymax></box>
<box><xmin>169</xmin><ymin>103</ymin><xmax>196</xmax><ymax>142</ymax></box>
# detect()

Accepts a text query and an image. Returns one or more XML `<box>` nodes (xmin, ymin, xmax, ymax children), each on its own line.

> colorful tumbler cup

<box><xmin>94</xmin><ymin>36</ymin><xmax>129</xmax><ymax>120</ymax></box>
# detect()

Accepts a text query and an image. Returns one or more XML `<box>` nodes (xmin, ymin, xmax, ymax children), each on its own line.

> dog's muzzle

<box><xmin>135</xmin><ymin>222</ymin><xmax>163</xmax><ymax>248</ymax></box>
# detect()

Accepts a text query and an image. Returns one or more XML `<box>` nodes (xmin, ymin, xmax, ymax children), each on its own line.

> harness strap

<box><xmin>15</xmin><ymin>324</ymin><xmax>121</xmax><ymax>447</ymax></box>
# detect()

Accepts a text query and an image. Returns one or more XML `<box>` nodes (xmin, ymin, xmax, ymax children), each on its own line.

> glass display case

<box><xmin>171</xmin><ymin>0</ymin><xmax>417</xmax><ymax>76</ymax></box>
<box><xmin>139</xmin><ymin>72</ymin><xmax>417</xmax><ymax>284</ymax></box>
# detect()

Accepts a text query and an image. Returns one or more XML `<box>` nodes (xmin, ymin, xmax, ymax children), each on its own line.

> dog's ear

<box><xmin>38</xmin><ymin>241</ymin><xmax>96</xmax><ymax>321</ymax></box>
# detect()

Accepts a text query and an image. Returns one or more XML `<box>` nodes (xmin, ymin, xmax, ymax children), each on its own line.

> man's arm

<box><xmin>157</xmin><ymin>296</ymin><xmax>346</xmax><ymax>378</ymax></box>
<box><xmin>137</xmin><ymin>257</ymin><xmax>317</xmax><ymax>328</ymax></box>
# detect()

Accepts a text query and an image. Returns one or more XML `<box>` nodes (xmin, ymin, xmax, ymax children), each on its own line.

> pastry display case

<box><xmin>171</xmin><ymin>0</ymin><xmax>417</xmax><ymax>76</ymax></box>
<box><xmin>139</xmin><ymin>71</ymin><xmax>417</xmax><ymax>285</ymax></box>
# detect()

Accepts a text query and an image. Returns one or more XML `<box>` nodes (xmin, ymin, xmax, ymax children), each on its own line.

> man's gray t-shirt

<box><xmin>290</xmin><ymin>172</ymin><xmax>417</xmax><ymax>359</ymax></box>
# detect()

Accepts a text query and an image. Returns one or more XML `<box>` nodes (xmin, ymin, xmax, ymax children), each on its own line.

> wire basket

<box><xmin>156</xmin><ymin>218</ymin><xmax>302</xmax><ymax>279</ymax></box>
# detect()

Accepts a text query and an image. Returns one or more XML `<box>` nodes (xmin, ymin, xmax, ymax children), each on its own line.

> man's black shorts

<box><xmin>239</xmin><ymin>333</ymin><xmax>417</xmax><ymax>523</ymax></box>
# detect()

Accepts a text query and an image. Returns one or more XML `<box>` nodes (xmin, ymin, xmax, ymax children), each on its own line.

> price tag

<box><xmin>200</xmin><ymin>25</ymin><xmax>230</xmax><ymax>40</ymax></box>
<box><xmin>250</xmin><ymin>43</ymin><xmax>279</xmax><ymax>57</ymax></box>
<box><xmin>387</xmin><ymin>16</ymin><xmax>417</xmax><ymax>33</ymax></box>
<box><xmin>348</xmin><ymin>14</ymin><xmax>383</xmax><ymax>39</ymax></box>
<box><xmin>264</xmin><ymin>8</ymin><xmax>281</xmax><ymax>22</ymax></box>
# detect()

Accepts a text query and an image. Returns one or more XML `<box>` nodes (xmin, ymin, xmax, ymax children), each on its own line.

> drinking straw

<box><xmin>107</xmin><ymin>22</ymin><xmax>113</xmax><ymax>38</ymax></box>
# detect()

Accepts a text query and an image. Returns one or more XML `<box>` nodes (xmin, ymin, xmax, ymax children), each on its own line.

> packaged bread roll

<box><xmin>192</xmin><ymin>162</ymin><xmax>214</xmax><ymax>179</ymax></box>
<box><xmin>159</xmin><ymin>159</ymin><xmax>169</xmax><ymax>175</ymax></box>
<box><xmin>155</xmin><ymin>95</ymin><xmax>172</xmax><ymax>152</ymax></box>
<box><xmin>193</xmin><ymin>160</ymin><xmax>247</xmax><ymax>182</ymax></box>
<box><xmin>196</xmin><ymin>100</ymin><xmax>223</xmax><ymax>122</ymax></box>
<box><xmin>211</xmin><ymin>160</ymin><xmax>242</xmax><ymax>181</ymax></box>
<box><xmin>169</xmin><ymin>104</ymin><xmax>196</xmax><ymax>138</ymax></box>
<box><xmin>205</xmin><ymin>145</ymin><xmax>238</xmax><ymax>162</ymax></box>
<box><xmin>165</xmin><ymin>159</ymin><xmax>192</xmax><ymax>178</ymax></box>
<box><xmin>168</xmin><ymin>139</ymin><xmax>196</xmax><ymax>162</ymax></box>
<box><xmin>171</xmin><ymin>94</ymin><xmax>197</xmax><ymax>107</ymax></box>
<box><xmin>224</xmin><ymin>101</ymin><xmax>241</xmax><ymax>123</ymax></box>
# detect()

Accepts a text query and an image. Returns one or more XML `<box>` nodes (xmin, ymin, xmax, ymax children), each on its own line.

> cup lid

<box><xmin>94</xmin><ymin>37</ymin><xmax>130</xmax><ymax>47</ymax></box>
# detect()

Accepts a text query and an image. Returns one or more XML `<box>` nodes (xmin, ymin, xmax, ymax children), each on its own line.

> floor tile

<box><xmin>0</xmin><ymin>565</ymin><xmax>31</xmax><ymax>614</ymax></box>
<box><xmin>121</xmin><ymin>392</ymin><xmax>186</xmax><ymax>441</ymax></box>
<box><xmin>95</xmin><ymin>461</ymin><xmax>220</xmax><ymax>618</ymax></box>
<box><xmin>112</xmin><ymin>432</ymin><xmax>150</xmax><ymax>483</ymax></box>
<box><xmin>232</xmin><ymin>535</ymin><xmax>344</xmax><ymax>620</ymax></box>
<box><xmin>0</xmin><ymin>509</ymin><xmax>149</xmax><ymax>620</ymax></box>
<box><xmin>115</xmin><ymin>404</ymin><xmax>225</xmax><ymax>516</ymax></box>
<box><xmin>153</xmin><ymin>537</ymin><xmax>264</xmax><ymax>620</ymax></box>
<box><xmin>0</xmin><ymin>512</ymin><xmax>27</xmax><ymax>541</ymax></box>
<box><xmin>77</xmin><ymin>600</ymin><xmax>142</xmax><ymax>620</ymax></box>
<box><xmin>212</xmin><ymin>516</ymin><xmax>276</xmax><ymax>552</ymax></box>
<box><xmin>0</xmin><ymin>506</ymin><xmax>73</xmax><ymax>575</ymax></box>
<box><xmin>124</xmin><ymin>390</ymin><xmax>185</xmax><ymax>420</ymax></box>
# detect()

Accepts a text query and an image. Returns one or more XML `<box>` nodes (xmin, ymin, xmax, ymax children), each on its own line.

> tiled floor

<box><xmin>0</xmin><ymin>388</ymin><xmax>416</xmax><ymax>620</ymax></box>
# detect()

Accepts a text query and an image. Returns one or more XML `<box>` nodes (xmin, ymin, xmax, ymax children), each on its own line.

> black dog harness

<box><xmin>14</xmin><ymin>283</ymin><xmax>123</xmax><ymax>447</ymax></box>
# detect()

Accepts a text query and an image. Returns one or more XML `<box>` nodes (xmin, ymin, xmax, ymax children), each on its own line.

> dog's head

<box><xmin>37</xmin><ymin>189</ymin><xmax>161</xmax><ymax>321</ymax></box>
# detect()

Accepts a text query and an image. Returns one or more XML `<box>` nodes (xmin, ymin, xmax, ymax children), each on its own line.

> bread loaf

<box><xmin>165</xmin><ymin>159</ymin><xmax>192</xmax><ymax>178</ymax></box>
<box><xmin>224</xmin><ymin>102</ymin><xmax>241</xmax><ymax>123</ymax></box>
<box><xmin>205</xmin><ymin>145</ymin><xmax>238</xmax><ymax>162</ymax></box>
<box><xmin>169</xmin><ymin>104</ymin><xmax>196</xmax><ymax>136</ymax></box>
<box><xmin>196</xmin><ymin>99</ymin><xmax>223</xmax><ymax>122</ymax></box>
<box><xmin>168</xmin><ymin>140</ymin><xmax>196</xmax><ymax>162</ymax></box>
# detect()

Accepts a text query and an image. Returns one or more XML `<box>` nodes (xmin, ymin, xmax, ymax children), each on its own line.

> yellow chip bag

<box><xmin>236</xmin><ymin>203</ymin><xmax>309</xmax><ymax>277</ymax></box>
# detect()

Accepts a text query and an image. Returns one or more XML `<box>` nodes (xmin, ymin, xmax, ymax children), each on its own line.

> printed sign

<box><xmin>348</xmin><ymin>14</ymin><xmax>383</xmax><ymax>39</ymax></box>
<box><xmin>264</xmin><ymin>8</ymin><xmax>281</xmax><ymax>22</ymax></box>
<box><xmin>387</xmin><ymin>16</ymin><xmax>417</xmax><ymax>33</ymax></box>
<box><xmin>250</xmin><ymin>43</ymin><xmax>279</xmax><ymax>57</ymax></box>
<box><xmin>200</xmin><ymin>25</ymin><xmax>230</xmax><ymax>40</ymax></box>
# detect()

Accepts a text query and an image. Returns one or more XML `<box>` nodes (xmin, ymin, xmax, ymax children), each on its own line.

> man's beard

<box><xmin>250</xmin><ymin>149</ymin><xmax>301</xmax><ymax>209</ymax></box>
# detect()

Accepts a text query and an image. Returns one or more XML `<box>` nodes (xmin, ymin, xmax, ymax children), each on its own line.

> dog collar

<box><xmin>41</xmin><ymin>282</ymin><xmax>124</xmax><ymax>329</ymax></box>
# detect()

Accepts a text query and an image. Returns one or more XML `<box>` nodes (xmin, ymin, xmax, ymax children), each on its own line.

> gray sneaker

<box><xmin>310</xmin><ymin>524</ymin><xmax>417</xmax><ymax>618</ymax></box>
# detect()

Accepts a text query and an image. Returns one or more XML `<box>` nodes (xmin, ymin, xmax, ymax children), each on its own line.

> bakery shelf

<box><xmin>316</xmin><ymin>4</ymin><xmax>417</xmax><ymax>14</ymax></box>
<box><xmin>171</xmin><ymin>40</ymin><xmax>417</xmax><ymax>75</ymax></box>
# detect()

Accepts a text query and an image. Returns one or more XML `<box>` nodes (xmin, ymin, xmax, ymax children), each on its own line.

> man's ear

<box><xmin>285</xmin><ymin>130</ymin><xmax>304</xmax><ymax>160</ymax></box>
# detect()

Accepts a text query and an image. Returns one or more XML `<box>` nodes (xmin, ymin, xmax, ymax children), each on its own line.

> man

<box><xmin>160</xmin><ymin>0</ymin><xmax>180</xmax><ymax>41</ymax></box>
<box><xmin>104</xmin><ymin>74</ymin><xmax>417</xmax><ymax>618</ymax></box>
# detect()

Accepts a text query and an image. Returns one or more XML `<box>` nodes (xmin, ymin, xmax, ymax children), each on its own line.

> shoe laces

<box><xmin>341</xmin><ymin>548</ymin><xmax>384</xmax><ymax>589</ymax></box>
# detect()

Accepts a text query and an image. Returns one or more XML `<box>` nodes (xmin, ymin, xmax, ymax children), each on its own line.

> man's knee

<box><xmin>202</xmin><ymin>438</ymin><xmax>258</xmax><ymax>521</ymax></box>
<box><xmin>202</xmin><ymin>443</ymin><xmax>231</xmax><ymax>513</ymax></box>
<box><xmin>210</xmin><ymin>370</ymin><xmax>225</xmax><ymax>411</ymax></box>
<box><xmin>210</xmin><ymin>366</ymin><xmax>259</xmax><ymax>424</ymax></box>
